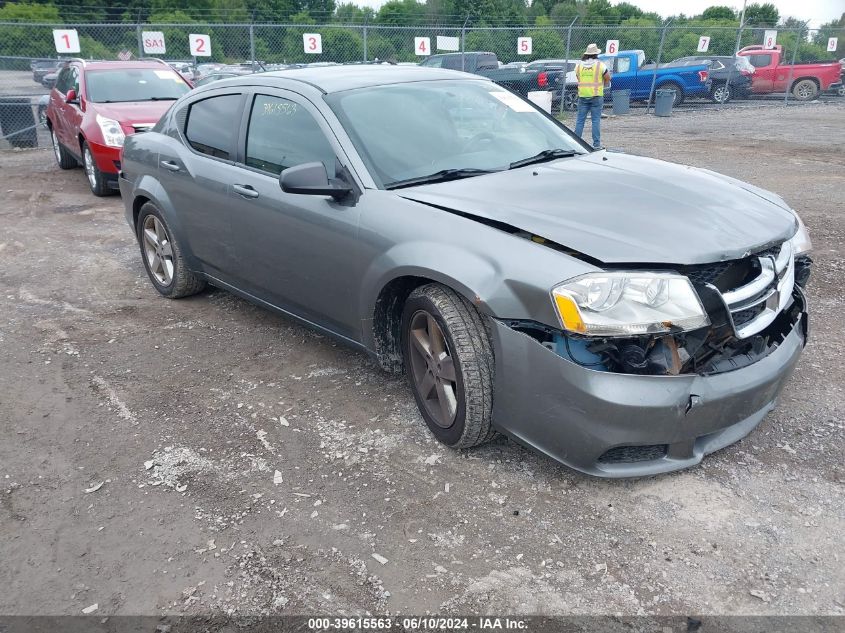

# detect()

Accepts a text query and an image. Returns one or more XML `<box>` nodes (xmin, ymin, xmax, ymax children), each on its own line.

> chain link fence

<box><xmin>1</xmin><ymin>20</ymin><xmax>842</xmax><ymax>149</ymax></box>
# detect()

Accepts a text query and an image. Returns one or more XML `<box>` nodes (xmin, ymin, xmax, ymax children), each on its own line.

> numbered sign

<box><xmin>189</xmin><ymin>34</ymin><xmax>211</xmax><ymax>57</ymax></box>
<box><xmin>763</xmin><ymin>30</ymin><xmax>777</xmax><ymax>50</ymax></box>
<box><xmin>414</xmin><ymin>37</ymin><xmax>430</xmax><ymax>56</ymax></box>
<box><xmin>517</xmin><ymin>37</ymin><xmax>532</xmax><ymax>56</ymax></box>
<box><xmin>53</xmin><ymin>29</ymin><xmax>80</xmax><ymax>54</ymax></box>
<box><xmin>697</xmin><ymin>36</ymin><xmax>711</xmax><ymax>53</ymax></box>
<box><xmin>828</xmin><ymin>37</ymin><xmax>839</xmax><ymax>52</ymax></box>
<box><xmin>303</xmin><ymin>33</ymin><xmax>322</xmax><ymax>54</ymax></box>
<box><xmin>142</xmin><ymin>31</ymin><xmax>166</xmax><ymax>55</ymax></box>
<box><xmin>436</xmin><ymin>35</ymin><xmax>459</xmax><ymax>51</ymax></box>
<box><xmin>605</xmin><ymin>40</ymin><xmax>619</xmax><ymax>55</ymax></box>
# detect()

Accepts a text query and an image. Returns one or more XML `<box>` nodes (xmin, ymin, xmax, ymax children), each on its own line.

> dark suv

<box><xmin>669</xmin><ymin>55</ymin><xmax>754</xmax><ymax>103</ymax></box>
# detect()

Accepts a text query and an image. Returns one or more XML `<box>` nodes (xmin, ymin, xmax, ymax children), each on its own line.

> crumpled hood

<box><xmin>399</xmin><ymin>152</ymin><xmax>798</xmax><ymax>265</ymax></box>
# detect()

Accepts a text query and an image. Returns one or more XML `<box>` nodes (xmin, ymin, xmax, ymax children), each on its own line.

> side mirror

<box><xmin>65</xmin><ymin>89</ymin><xmax>77</xmax><ymax>103</ymax></box>
<box><xmin>280</xmin><ymin>162</ymin><xmax>351</xmax><ymax>201</ymax></box>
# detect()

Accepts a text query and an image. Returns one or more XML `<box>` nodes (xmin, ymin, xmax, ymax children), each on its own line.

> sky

<box><xmin>611</xmin><ymin>1</ymin><xmax>843</xmax><ymax>28</ymax></box>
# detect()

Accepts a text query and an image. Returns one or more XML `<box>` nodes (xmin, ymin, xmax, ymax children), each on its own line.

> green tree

<box><xmin>701</xmin><ymin>6</ymin><xmax>735</xmax><ymax>21</ymax></box>
<box><xmin>743</xmin><ymin>3</ymin><xmax>779</xmax><ymax>27</ymax></box>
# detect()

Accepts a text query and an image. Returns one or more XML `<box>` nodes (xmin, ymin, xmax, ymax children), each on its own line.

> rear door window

<box><xmin>244</xmin><ymin>94</ymin><xmax>336</xmax><ymax>177</ymax></box>
<box><xmin>184</xmin><ymin>94</ymin><xmax>242</xmax><ymax>160</ymax></box>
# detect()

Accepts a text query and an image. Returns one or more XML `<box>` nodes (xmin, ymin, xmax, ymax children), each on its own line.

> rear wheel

<box><xmin>563</xmin><ymin>90</ymin><xmax>578</xmax><ymax>111</ymax></box>
<box><xmin>401</xmin><ymin>284</ymin><xmax>495</xmax><ymax>449</ymax></box>
<box><xmin>136</xmin><ymin>202</ymin><xmax>206</xmax><ymax>299</ymax></box>
<box><xmin>50</xmin><ymin>127</ymin><xmax>77</xmax><ymax>169</ymax></box>
<box><xmin>792</xmin><ymin>79</ymin><xmax>819</xmax><ymax>101</ymax></box>
<box><xmin>82</xmin><ymin>141</ymin><xmax>111</xmax><ymax>197</ymax></box>
<box><xmin>837</xmin><ymin>84</ymin><xmax>845</xmax><ymax>97</ymax></box>
<box><xmin>660</xmin><ymin>81</ymin><xmax>685</xmax><ymax>106</ymax></box>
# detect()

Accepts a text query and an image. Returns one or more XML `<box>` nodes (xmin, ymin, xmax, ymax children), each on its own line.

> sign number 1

<box><xmin>53</xmin><ymin>29</ymin><xmax>80</xmax><ymax>54</ymax></box>
<box><xmin>189</xmin><ymin>34</ymin><xmax>211</xmax><ymax>57</ymax></box>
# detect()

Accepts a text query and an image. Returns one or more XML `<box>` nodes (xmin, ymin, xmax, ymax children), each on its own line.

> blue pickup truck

<box><xmin>562</xmin><ymin>50</ymin><xmax>711</xmax><ymax>109</ymax></box>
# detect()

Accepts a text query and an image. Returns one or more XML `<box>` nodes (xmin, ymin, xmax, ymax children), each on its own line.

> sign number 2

<box><xmin>303</xmin><ymin>33</ymin><xmax>322</xmax><ymax>54</ymax></box>
<box><xmin>189</xmin><ymin>34</ymin><xmax>211</xmax><ymax>56</ymax></box>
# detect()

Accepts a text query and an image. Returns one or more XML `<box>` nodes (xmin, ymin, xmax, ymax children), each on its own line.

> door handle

<box><xmin>160</xmin><ymin>160</ymin><xmax>181</xmax><ymax>172</ymax></box>
<box><xmin>233</xmin><ymin>184</ymin><xmax>259</xmax><ymax>199</ymax></box>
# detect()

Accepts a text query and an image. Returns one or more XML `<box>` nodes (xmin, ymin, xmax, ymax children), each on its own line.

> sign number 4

<box><xmin>415</xmin><ymin>37</ymin><xmax>430</xmax><ymax>56</ymax></box>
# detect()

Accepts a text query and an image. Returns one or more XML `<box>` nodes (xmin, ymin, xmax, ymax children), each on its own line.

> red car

<box><xmin>738</xmin><ymin>45</ymin><xmax>842</xmax><ymax>101</ymax></box>
<box><xmin>46</xmin><ymin>59</ymin><xmax>192</xmax><ymax>196</ymax></box>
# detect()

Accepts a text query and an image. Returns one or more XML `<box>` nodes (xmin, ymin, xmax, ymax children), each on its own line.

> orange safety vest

<box><xmin>576</xmin><ymin>61</ymin><xmax>607</xmax><ymax>98</ymax></box>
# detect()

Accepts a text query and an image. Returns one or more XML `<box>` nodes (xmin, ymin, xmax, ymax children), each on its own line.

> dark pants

<box><xmin>575</xmin><ymin>96</ymin><xmax>603</xmax><ymax>148</ymax></box>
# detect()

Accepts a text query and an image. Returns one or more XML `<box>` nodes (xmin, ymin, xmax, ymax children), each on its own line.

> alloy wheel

<box><xmin>142</xmin><ymin>215</ymin><xmax>175</xmax><ymax>286</ymax></box>
<box><xmin>83</xmin><ymin>146</ymin><xmax>97</xmax><ymax>189</ymax></box>
<box><xmin>408</xmin><ymin>310</ymin><xmax>458</xmax><ymax>428</ymax></box>
<box><xmin>713</xmin><ymin>85</ymin><xmax>731</xmax><ymax>103</ymax></box>
<box><xmin>51</xmin><ymin>130</ymin><xmax>62</xmax><ymax>164</ymax></box>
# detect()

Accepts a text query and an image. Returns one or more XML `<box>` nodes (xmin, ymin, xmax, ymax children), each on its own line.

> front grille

<box><xmin>684</xmin><ymin>261</ymin><xmax>732</xmax><ymax>286</ymax></box>
<box><xmin>598</xmin><ymin>444</ymin><xmax>668</xmax><ymax>464</ymax></box>
<box><xmin>731</xmin><ymin>302</ymin><xmax>767</xmax><ymax>327</ymax></box>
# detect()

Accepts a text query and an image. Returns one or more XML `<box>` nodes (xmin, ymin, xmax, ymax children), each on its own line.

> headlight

<box><xmin>96</xmin><ymin>113</ymin><xmax>125</xmax><ymax>148</ymax></box>
<box><xmin>551</xmin><ymin>272</ymin><xmax>710</xmax><ymax>337</ymax></box>
<box><xmin>789</xmin><ymin>213</ymin><xmax>812</xmax><ymax>256</ymax></box>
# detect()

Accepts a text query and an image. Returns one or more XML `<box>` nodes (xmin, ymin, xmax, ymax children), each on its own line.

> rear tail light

<box><xmin>698</xmin><ymin>70</ymin><xmax>709</xmax><ymax>82</ymax></box>
<box><xmin>538</xmin><ymin>71</ymin><xmax>548</xmax><ymax>88</ymax></box>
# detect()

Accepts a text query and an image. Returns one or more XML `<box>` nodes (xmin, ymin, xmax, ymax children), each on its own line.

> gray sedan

<box><xmin>119</xmin><ymin>66</ymin><xmax>812</xmax><ymax>477</ymax></box>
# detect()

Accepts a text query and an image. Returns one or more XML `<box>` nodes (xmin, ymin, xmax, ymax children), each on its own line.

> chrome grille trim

<box><xmin>720</xmin><ymin>242</ymin><xmax>794</xmax><ymax>339</ymax></box>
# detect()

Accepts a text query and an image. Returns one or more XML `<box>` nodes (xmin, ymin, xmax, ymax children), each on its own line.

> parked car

<box><xmin>41</xmin><ymin>70</ymin><xmax>60</xmax><ymax>90</ymax></box>
<box><xmin>46</xmin><ymin>59</ymin><xmax>192</xmax><ymax>196</ymax></box>
<box><xmin>194</xmin><ymin>69</ymin><xmax>253</xmax><ymax>87</ymax></box>
<box><xmin>525</xmin><ymin>59</ymin><xmax>579</xmax><ymax>109</ymax></box>
<box><xmin>119</xmin><ymin>66</ymin><xmax>811</xmax><ymax>477</ymax></box>
<box><xmin>167</xmin><ymin>61</ymin><xmax>197</xmax><ymax>82</ymax></box>
<box><xmin>668</xmin><ymin>55</ymin><xmax>754</xmax><ymax>103</ymax></box>
<box><xmin>561</xmin><ymin>50</ymin><xmax>711</xmax><ymax>109</ymax></box>
<box><xmin>737</xmin><ymin>45</ymin><xmax>841</xmax><ymax>100</ymax></box>
<box><xmin>419</xmin><ymin>52</ymin><xmax>563</xmax><ymax>99</ymax></box>
<box><xmin>32</xmin><ymin>59</ymin><xmax>61</xmax><ymax>84</ymax></box>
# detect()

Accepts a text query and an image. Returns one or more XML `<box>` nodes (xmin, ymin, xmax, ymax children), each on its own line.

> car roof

<box><xmin>235</xmin><ymin>65</ymin><xmax>484</xmax><ymax>94</ymax></box>
<box><xmin>69</xmin><ymin>60</ymin><xmax>181</xmax><ymax>71</ymax></box>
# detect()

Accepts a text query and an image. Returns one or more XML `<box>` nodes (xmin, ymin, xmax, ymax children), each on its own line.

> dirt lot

<box><xmin>1</xmin><ymin>103</ymin><xmax>843</xmax><ymax>619</ymax></box>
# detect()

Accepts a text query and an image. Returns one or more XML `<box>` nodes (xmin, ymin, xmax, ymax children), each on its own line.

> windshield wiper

<box><xmin>385</xmin><ymin>168</ymin><xmax>500</xmax><ymax>190</ymax></box>
<box><xmin>509</xmin><ymin>148</ymin><xmax>579</xmax><ymax>169</ymax></box>
<box><xmin>148</xmin><ymin>96</ymin><xmax>179</xmax><ymax>101</ymax></box>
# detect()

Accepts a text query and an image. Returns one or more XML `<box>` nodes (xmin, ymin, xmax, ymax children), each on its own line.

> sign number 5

<box><xmin>189</xmin><ymin>34</ymin><xmax>211</xmax><ymax>56</ymax></box>
<box><xmin>303</xmin><ymin>33</ymin><xmax>322</xmax><ymax>54</ymax></box>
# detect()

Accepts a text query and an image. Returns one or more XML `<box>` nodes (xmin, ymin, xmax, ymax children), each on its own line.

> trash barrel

<box><xmin>0</xmin><ymin>97</ymin><xmax>38</xmax><ymax>148</ymax></box>
<box><xmin>611</xmin><ymin>89</ymin><xmax>630</xmax><ymax>115</ymax></box>
<box><xmin>653</xmin><ymin>89</ymin><xmax>675</xmax><ymax>117</ymax></box>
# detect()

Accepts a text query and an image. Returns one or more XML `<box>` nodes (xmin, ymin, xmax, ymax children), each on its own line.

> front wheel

<box><xmin>659</xmin><ymin>82</ymin><xmax>685</xmax><ymax>106</ymax></box>
<box><xmin>563</xmin><ymin>90</ymin><xmax>578</xmax><ymax>111</ymax></box>
<box><xmin>82</xmin><ymin>141</ymin><xmax>112</xmax><ymax>197</ymax></box>
<box><xmin>711</xmin><ymin>82</ymin><xmax>732</xmax><ymax>104</ymax></box>
<box><xmin>401</xmin><ymin>284</ymin><xmax>495</xmax><ymax>449</ymax></box>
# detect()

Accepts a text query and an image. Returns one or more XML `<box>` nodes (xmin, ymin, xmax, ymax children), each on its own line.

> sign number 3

<box><xmin>303</xmin><ymin>33</ymin><xmax>323</xmax><ymax>54</ymax></box>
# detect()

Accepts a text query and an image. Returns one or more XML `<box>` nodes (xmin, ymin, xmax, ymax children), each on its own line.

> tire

<box><xmin>50</xmin><ymin>127</ymin><xmax>77</xmax><ymax>170</ymax></box>
<box><xmin>835</xmin><ymin>84</ymin><xmax>845</xmax><ymax>98</ymax></box>
<box><xmin>401</xmin><ymin>283</ymin><xmax>495</xmax><ymax>450</ymax></box>
<box><xmin>136</xmin><ymin>202</ymin><xmax>207</xmax><ymax>299</ymax></box>
<box><xmin>563</xmin><ymin>90</ymin><xmax>578</xmax><ymax>112</ymax></box>
<box><xmin>710</xmin><ymin>82</ymin><xmax>732</xmax><ymax>104</ymax></box>
<box><xmin>792</xmin><ymin>79</ymin><xmax>819</xmax><ymax>101</ymax></box>
<box><xmin>81</xmin><ymin>141</ymin><xmax>113</xmax><ymax>197</ymax></box>
<box><xmin>660</xmin><ymin>82</ymin><xmax>685</xmax><ymax>106</ymax></box>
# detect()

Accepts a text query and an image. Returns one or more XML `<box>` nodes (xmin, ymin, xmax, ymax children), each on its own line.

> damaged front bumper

<box><xmin>489</xmin><ymin>293</ymin><xmax>808</xmax><ymax>477</ymax></box>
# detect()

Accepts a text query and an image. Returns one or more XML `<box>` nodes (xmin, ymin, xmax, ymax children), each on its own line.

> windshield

<box><xmin>326</xmin><ymin>80</ymin><xmax>586</xmax><ymax>188</ymax></box>
<box><xmin>85</xmin><ymin>68</ymin><xmax>191</xmax><ymax>103</ymax></box>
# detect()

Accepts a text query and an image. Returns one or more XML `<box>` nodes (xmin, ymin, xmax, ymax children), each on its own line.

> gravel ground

<box><xmin>0</xmin><ymin>102</ymin><xmax>843</xmax><ymax>618</ymax></box>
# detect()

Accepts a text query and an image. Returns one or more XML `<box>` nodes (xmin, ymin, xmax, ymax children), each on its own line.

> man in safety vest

<box><xmin>574</xmin><ymin>43</ymin><xmax>611</xmax><ymax>150</ymax></box>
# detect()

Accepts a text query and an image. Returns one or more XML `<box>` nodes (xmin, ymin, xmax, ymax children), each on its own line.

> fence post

<box><xmin>363</xmin><ymin>14</ymin><xmax>368</xmax><ymax>62</ymax></box>
<box><xmin>461</xmin><ymin>15</ymin><xmax>470</xmax><ymax>72</ymax></box>
<box><xmin>135</xmin><ymin>9</ymin><xmax>143</xmax><ymax>59</ymax></box>
<box><xmin>646</xmin><ymin>19</ymin><xmax>672</xmax><ymax>115</ymax></box>
<box><xmin>249</xmin><ymin>18</ymin><xmax>256</xmax><ymax>72</ymax></box>
<box><xmin>783</xmin><ymin>22</ymin><xmax>807</xmax><ymax>105</ymax></box>
<box><xmin>560</xmin><ymin>16</ymin><xmax>578</xmax><ymax>116</ymax></box>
